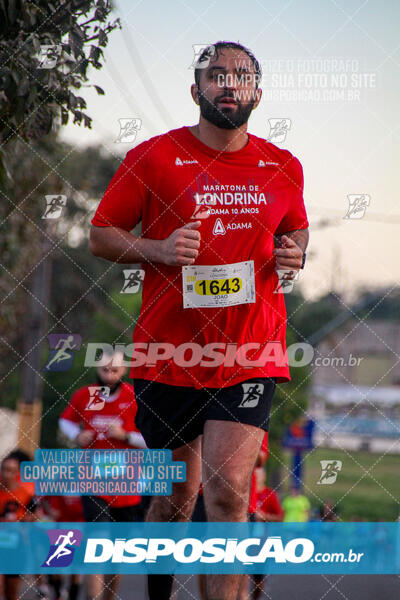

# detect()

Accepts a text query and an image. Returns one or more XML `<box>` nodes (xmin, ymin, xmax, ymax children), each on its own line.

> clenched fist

<box><xmin>273</xmin><ymin>234</ymin><xmax>303</xmax><ymax>278</ymax></box>
<box><xmin>76</xmin><ymin>429</ymin><xmax>95</xmax><ymax>447</ymax></box>
<box><xmin>160</xmin><ymin>221</ymin><xmax>202</xmax><ymax>266</ymax></box>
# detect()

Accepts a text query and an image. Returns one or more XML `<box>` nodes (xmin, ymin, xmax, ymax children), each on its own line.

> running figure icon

<box><xmin>239</xmin><ymin>383</ymin><xmax>265</xmax><ymax>407</ymax></box>
<box><xmin>121</xmin><ymin>269</ymin><xmax>144</xmax><ymax>293</ymax></box>
<box><xmin>44</xmin><ymin>335</ymin><xmax>76</xmax><ymax>371</ymax></box>
<box><xmin>45</xmin><ymin>531</ymin><xmax>77</xmax><ymax>566</ymax></box>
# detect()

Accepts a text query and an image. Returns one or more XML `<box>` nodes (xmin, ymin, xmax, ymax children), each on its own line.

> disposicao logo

<box><xmin>83</xmin><ymin>536</ymin><xmax>315</xmax><ymax>564</ymax></box>
<box><xmin>42</xmin><ymin>529</ymin><xmax>82</xmax><ymax>567</ymax></box>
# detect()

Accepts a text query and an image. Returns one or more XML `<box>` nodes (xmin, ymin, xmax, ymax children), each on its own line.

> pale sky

<box><xmin>60</xmin><ymin>0</ymin><xmax>400</xmax><ymax>301</ymax></box>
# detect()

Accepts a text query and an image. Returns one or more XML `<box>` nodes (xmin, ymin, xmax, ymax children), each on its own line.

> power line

<box><xmin>120</xmin><ymin>25</ymin><xmax>174</xmax><ymax>130</ymax></box>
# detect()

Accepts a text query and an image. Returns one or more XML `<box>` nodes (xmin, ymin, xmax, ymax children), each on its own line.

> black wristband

<box><xmin>301</xmin><ymin>252</ymin><xmax>307</xmax><ymax>269</ymax></box>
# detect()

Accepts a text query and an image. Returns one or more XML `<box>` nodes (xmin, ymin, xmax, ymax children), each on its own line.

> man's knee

<box><xmin>204</xmin><ymin>471</ymin><xmax>249</xmax><ymax>518</ymax></box>
<box><xmin>147</xmin><ymin>481</ymin><xmax>199</xmax><ymax>521</ymax></box>
<box><xmin>172</xmin><ymin>480</ymin><xmax>199</xmax><ymax>518</ymax></box>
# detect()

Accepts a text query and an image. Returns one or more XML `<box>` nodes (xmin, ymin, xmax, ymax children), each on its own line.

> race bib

<box><xmin>182</xmin><ymin>261</ymin><xmax>255</xmax><ymax>309</ymax></box>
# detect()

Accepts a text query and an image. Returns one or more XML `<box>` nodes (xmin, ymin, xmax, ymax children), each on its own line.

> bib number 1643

<box><xmin>196</xmin><ymin>277</ymin><xmax>241</xmax><ymax>296</ymax></box>
<box><xmin>182</xmin><ymin>261</ymin><xmax>255</xmax><ymax>308</ymax></box>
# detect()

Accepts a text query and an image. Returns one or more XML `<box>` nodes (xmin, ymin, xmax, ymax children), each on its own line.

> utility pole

<box><xmin>17</xmin><ymin>231</ymin><xmax>53</xmax><ymax>457</ymax></box>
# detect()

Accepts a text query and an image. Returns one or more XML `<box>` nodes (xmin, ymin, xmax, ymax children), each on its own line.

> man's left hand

<box><xmin>273</xmin><ymin>235</ymin><xmax>303</xmax><ymax>276</ymax></box>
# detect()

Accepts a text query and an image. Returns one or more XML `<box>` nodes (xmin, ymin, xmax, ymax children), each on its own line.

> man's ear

<box><xmin>253</xmin><ymin>87</ymin><xmax>262</xmax><ymax>110</ymax></box>
<box><xmin>191</xmin><ymin>83</ymin><xmax>200</xmax><ymax>105</ymax></box>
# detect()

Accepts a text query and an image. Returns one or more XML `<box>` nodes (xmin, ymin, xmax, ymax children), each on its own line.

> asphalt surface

<box><xmin>20</xmin><ymin>573</ymin><xmax>400</xmax><ymax>600</ymax></box>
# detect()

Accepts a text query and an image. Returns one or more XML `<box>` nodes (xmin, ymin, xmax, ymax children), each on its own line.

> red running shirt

<box><xmin>60</xmin><ymin>382</ymin><xmax>140</xmax><ymax>450</ymax></box>
<box><xmin>91</xmin><ymin>127</ymin><xmax>309</xmax><ymax>388</ymax></box>
<box><xmin>255</xmin><ymin>487</ymin><xmax>283</xmax><ymax>521</ymax></box>
<box><xmin>0</xmin><ymin>484</ymin><xmax>34</xmax><ymax>521</ymax></box>
<box><xmin>45</xmin><ymin>496</ymin><xmax>85</xmax><ymax>522</ymax></box>
<box><xmin>60</xmin><ymin>382</ymin><xmax>142</xmax><ymax>507</ymax></box>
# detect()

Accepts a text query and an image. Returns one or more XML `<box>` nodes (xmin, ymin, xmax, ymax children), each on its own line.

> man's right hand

<box><xmin>89</xmin><ymin>221</ymin><xmax>202</xmax><ymax>266</ymax></box>
<box><xmin>76</xmin><ymin>430</ymin><xmax>95</xmax><ymax>447</ymax></box>
<box><xmin>159</xmin><ymin>221</ymin><xmax>201</xmax><ymax>266</ymax></box>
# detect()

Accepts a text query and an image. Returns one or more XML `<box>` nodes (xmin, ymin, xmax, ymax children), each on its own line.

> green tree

<box><xmin>0</xmin><ymin>136</ymin><xmax>121</xmax><ymax>399</ymax></box>
<box><xmin>0</xmin><ymin>0</ymin><xmax>120</xmax><ymax>178</ymax></box>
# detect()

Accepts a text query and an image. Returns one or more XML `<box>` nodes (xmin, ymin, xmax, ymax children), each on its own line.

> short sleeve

<box><xmin>121</xmin><ymin>386</ymin><xmax>139</xmax><ymax>433</ymax></box>
<box><xmin>275</xmin><ymin>156</ymin><xmax>309</xmax><ymax>234</ymax></box>
<box><xmin>269</xmin><ymin>491</ymin><xmax>284</xmax><ymax>518</ymax></box>
<box><xmin>91</xmin><ymin>142</ymin><xmax>149</xmax><ymax>231</ymax></box>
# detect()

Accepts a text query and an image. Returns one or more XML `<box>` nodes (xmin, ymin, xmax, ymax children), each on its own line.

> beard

<box><xmin>198</xmin><ymin>90</ymin><xmax>256</xmax><ymax>130</ymax></box>
<box><xmin>95</xmin><ymin>372</ymin><xmax>122</xmax><ymax>395</ymax></box>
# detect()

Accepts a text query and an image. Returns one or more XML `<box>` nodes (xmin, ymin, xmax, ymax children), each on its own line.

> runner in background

<box><xmin>1</xmin><ymin>450</ymin><xmax>51</xmax><ymax>600</ymax></box>
<box><xmin>282</xmin><ymin>486</ymin><xmax>310</xmax><ymax>522</ymax></box>
<box><xmin>319</xmin><ymin>498</ymin><xmax>338</xmax><ymax>522</ymax></box>
<box><xmin>0</xmin><ymin>454</ymin><xmax>40</xmax><ymax>600</ymax></box>
<box><xmin>251</xmin><ymin>459</ymin><xmax>283</xmax><ymax>600</ymax></box>
<box><xmin>58</xmin><ymin>351</ymin><xmax>146</xmax><ymax>600</ymax></box>
<box><xmin>248</xmin><ymin>432</ymin><xmax>269</xmax><ymax>519</ymax></box>
<box><xmin>6</xmin><ymin>449</ymin><xmax>36</xmax><ymax>498</ymax></box>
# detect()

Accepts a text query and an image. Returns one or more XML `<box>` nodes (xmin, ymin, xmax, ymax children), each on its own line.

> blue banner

<box><xmin>20</xmin><ymin>449</ymin><xmax>186</xmax><ymax>496</ymax></box>
<box><xmin>0</xmin><ymin>522</ymin><xmax>398</xmax><ymax>574</ymax></box>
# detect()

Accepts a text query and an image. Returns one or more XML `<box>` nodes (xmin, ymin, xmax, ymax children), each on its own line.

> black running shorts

<box><xmin>133</xmin><ymin>377</ymin><xmax>276</xmax><ymax>450</ymax></box>
<box><xmin>81</xmin><ymin>495</ymin><xmax>144</xmax><ymax>522</ymax></box>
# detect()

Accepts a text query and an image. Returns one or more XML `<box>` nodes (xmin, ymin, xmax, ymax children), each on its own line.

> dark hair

<box><xmin>1</xmin><ymin>454</ymin><xmax>19</xmax><ymax>468</ymax></box>
<box><xmin>194</xmin><ymin>41</ymin><xmax>262</xmax><ymax>88</ymax></box>
<box><xmin>6</xmin><ymin>449</ymin><xmax>32</xmax><ymax>463</ymax></box>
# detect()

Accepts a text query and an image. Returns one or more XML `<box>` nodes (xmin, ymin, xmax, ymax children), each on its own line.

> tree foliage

<box><xmin>0</xmin><ymin>0</ymin><xmax>120</xmax><ymax>177</ymax></box>
<box><xmin>0</xmin><ymin>134</ymin><xmax>121</xmax><ymax>389</ymax></box>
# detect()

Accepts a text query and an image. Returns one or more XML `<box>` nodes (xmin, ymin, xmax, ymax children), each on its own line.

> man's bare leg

<box><xmin>202</xmin><ymin>421</ymin><xmax>264</xmax><ymax>600</ymax></box>
<box><xmin>251</xmin><ymin>574</ymin><xmax>265</xmax><ymax>600</ymax></box>
<box><xmin>146</xmin><ymin>436</ymin><xmax>202</xmax><ymax>522</ymax></box>
<box><xmin>103</xmin><ymin>574</ymin><xmax>121</xmax><ymax>600</ymax></box>
<box><xmin>146</xmin><ymin>436</ymin><xmax>202</xmax><ymax>600</ymax></box>
<box><xmin>86</xmin><ymin>574</ymin><xmax>103</xmax><ymax>600</ymax></box>
<box><xmin>198</xmin><ymin>574</ymin><xmax>206</xmax><ymax>599</ymax></box>
<box><xmin>237</xmin><ymin>575</ymin><xmax>249</xmax><ymax>600</ymax></box>
<box><xmin>4</xmin><ymin>576</ymin><xmax>20</xmax><ymax>600</ymax></box>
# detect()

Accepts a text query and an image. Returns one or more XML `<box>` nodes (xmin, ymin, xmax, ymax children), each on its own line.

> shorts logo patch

<box><xmin>238</xmin><ymin>383</ymin><xmax>264</xmax><ymax>408</ymax></box>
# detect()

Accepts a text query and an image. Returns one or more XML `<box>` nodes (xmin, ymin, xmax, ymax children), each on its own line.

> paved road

<box><xmin>21</xmin><ymin>573</ymin><xmax>400</xmax><ymax>600</ymax></box>
<box><xmin>158</xmin><ymin>574</ymin><xmax>400</xmax><ymax>599</ymax></box>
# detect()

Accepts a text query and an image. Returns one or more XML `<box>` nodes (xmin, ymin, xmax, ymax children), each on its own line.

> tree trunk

<box><xmin>17</xmin><ymin>233</ymin><xmax>53</xmax><ymax>456</ymax></box>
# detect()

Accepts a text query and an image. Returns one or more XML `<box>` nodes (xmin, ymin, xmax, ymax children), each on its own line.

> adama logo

<box><xmin>258</xmin><ymin>159</ymin><xmax>280</xmax><ymax>167</ymax></box>
<box><xmin>175</xmin><ymin>157</ymin><xmax>198</xmax><ymax>166</ymax></box>
<box><xmin>213</xmin><ymin>219</ymin><xmax>226</xmax><ymax>235</ymax></box>
<box><xmin>212</xmin><ymin>219</ymin><xmax>253</xmax><ymax>234</ymax></box>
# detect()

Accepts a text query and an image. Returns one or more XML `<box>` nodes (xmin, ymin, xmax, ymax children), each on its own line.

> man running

<box><xmin>90</xmin><ymin>41</ymin><xmax>309</xmax><ymax>600</ymax></box>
